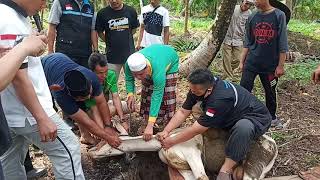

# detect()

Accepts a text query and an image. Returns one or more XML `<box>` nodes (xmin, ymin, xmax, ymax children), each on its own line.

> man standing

<box><xmin>157</xmin><ymin>69</ymin><xmax>272</xmax><ymax>180</ymax></box>
<box><xmin>0</xmin><ymin>0</ymin><xmax>85</xmax><ymax>179</ymax></box>
<box><xmin>239</xmin><ymin>0</ymin><xmax>288</xmax><ymax>127</ymax></box>
<box><xmin>42</xmin><ymin>53</ymin><xmax>121</xmax><ymax>146</ymax></box>
<box><xmin>88</xmin><ymin>53</ymin><xmax>129</xmax><ymax>131</ymax></box>
<box><xmin>47</xmin><ymin>0</ymin><xmax>98</xmax><ymax>67</ymax></box>
<box><xmin>222</xmin><ymin>0</ymin><xmax>253</xmax><ymax>79</ymax></box>
<box><xmin>95</xmin><ymin>0</ymin><xmax>139</xmax><ymax>78</ymax></box>
<box><xmin>125</xmin><ymin>44</ymin><xmax>179</xmax><ymax>141</ymax></box>
<box><xmin>0</xmin><ymin>35</ymin><xmax>47</xmax><ymax>180</ymax></box>
<box><xmin>136</xmin><ymin>0</ymin><xmax>170</xmax><ymax>50</ymax></box>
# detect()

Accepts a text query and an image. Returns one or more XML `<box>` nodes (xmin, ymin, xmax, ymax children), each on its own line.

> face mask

<box><xmin>193</xmin><ymin>89</ymin><xmax>208</xmax><ymax>101</ymax></box>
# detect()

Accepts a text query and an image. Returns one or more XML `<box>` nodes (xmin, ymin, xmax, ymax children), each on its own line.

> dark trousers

<box><xmin>240</xmin><ymin>69</ymin><xmax>278</xmax><ymax>120</ymax></box>
<box><xmin>225</xmin><ymin>119</ymin><xmax>257</xmax><ymax>162</ymax></box>
<box><xmin>70</xmin><ymin>56</ymin><xmax>89</xmax><ymax>68</ymax></box>
<box><xmin>24</xmin><ymin>150</ymin><xmax>33</xmax><ymax>173</ymax></box>
<box><xmin>0</xmin><ymin>161</ymin><xmax>4</xmax><ymax>180</ymax></box>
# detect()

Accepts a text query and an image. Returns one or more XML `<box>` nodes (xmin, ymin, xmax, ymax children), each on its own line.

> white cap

<box><xmin>244</xmin><ymin>0</ymin><xmax>255</xmax><ymax>4</ymax></box>
<box><xmin>127</xmin><ymin>52</ymin><xmax>147</xmax><ymax>72</ymax></box>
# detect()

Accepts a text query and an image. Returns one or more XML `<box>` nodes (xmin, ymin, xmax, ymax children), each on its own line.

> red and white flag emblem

<box><xmin>65</xmin><ymin>4</ymin><xmax>73</xmax><ymax>10</ymax></box>
<box><xmin>206</xmin><ymin>108</ymin><xmax>216</xmax><ymax>117</ymax></box>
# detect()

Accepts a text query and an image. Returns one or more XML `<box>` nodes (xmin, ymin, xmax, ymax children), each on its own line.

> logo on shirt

<box><xmin>108</xmin><ymin>17</ymin><xmax>129</xmax><ymax>31</ymax></box>
<box><xmin>65</xmin><ymin>4</ymin><xmax>73</xmax><ymax>10</ymax></box>
<box><xmin>254</xmin><ymin>22</ymin><xmax>276</xmax><ymax>44</ymax></box>
<box><xmin>206</xmin><ymin>108</ymin><xmax>216</xmax><ymax>117</ymax></box>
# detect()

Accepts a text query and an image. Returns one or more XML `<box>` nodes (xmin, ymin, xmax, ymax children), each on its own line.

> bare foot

<box><xmin>168</xmin><ymin>166</ymin><xmax>184</xmax><ymax>180</ymax></box>
<box><xmin>80</xmin><ymin>135</ymin><xmax>98</xmax><ymax>145</ymax></box>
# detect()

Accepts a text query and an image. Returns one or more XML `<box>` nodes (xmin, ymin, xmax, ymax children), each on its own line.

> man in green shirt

<box><xmin>125</xmin><ymin>44</ymin><xmax>179</xmax><ymax>141</ymax></box>
<box><xmin>88</xmin><ymin>53</ymin><xmax>129</xmax><ymax>131</ymax></box>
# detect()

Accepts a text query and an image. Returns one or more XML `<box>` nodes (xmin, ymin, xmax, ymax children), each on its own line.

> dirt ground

<box><xmin>31</xmin><ymin>31</ymin><xmax>320</xmax><ymax>179</ymax></box>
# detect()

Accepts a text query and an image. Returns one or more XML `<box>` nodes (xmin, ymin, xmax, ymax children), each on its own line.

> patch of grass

<box><xmin>171</xmin><ymin>17</ymin><xmax>213</xmax><ymax>36</ymax></box>
<box><xmin>288</xmin><ymin>19</ymin><xmax>320</xmax><ymax>40</ymax></box>
<box><xmin>283</xmin><ymin>60</ymin><xmax>320</xmax><ymax>85</ymax></box>
<box><xmin>271</xmin><ymin>132</ymin><xmax>287</xmax><ymax>141</ymax></box>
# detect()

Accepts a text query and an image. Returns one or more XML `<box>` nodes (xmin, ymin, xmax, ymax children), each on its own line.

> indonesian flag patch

<box><xmin>65</xmin><ymin>4</ymin><xmax>73</xmax><ymax>10</ymax></box>
<box><xmin>206</xmin><ymin>108</ymin><xmax>216</xmax><ymax>117</ymax></box>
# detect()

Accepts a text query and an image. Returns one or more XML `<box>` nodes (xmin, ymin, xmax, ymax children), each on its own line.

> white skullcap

<box><xmin>127</xmin><ymin>52</ymin><xmax>147</xmax><ymax>72</ymax></box>
<box><xmin>244</xmin><ymin>0</ymin><xmax>255</xmax><ymax>4</ymax></box>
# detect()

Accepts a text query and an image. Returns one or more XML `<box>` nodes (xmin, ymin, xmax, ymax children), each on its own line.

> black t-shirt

<box><xmin>0</xmin><ymin>98</ymin><xmax>11</xmax><ymax>156</ymax></box>
<box><xmin>244</xmin><ymin>9</ymin><xmax>288</xmax><ymax>73</ymax></box>
<box><xmin>95</xmin><ymin>5</ymin><xmax>139</xmax><ymax>64</ymax></box>
<box><xmin>182</xmin><ymin>78</ymin><xmax>272</xmax><ymax>133</ymax></box>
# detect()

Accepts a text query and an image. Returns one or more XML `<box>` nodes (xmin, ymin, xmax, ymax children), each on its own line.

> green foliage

<box><xmin>170</xmin><ymin>17</ymin><xmax>212</xmax><ymax>35</ymax></box>
<box><xmin>283</xmin><ymin>60</ymin><xmax>320</xmax><ymax>85</ymax></box>
<box><xmin>288</xmin><ymin>19</ymin><xmax>320</xmax><ymax>40</ymax></box>
<box><xmin>294</xmin><ymin>0</ymin><xmax>320</xmax><ymax>21</ymax></box>
<box><xmin>171</xmin><ymin>36</ymin><xmax>201</xmax><ymax>52</ymax></box>
<box><xmin>271</xmin><ymin>132</ymin><xmax>287</xmax><ymax>141</ymax></box>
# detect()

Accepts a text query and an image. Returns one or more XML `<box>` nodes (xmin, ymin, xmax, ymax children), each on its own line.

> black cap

<box><xmin>64</xmin><ymin>70</ymin><xmax>91</xmax><ymax>97</ymax></box>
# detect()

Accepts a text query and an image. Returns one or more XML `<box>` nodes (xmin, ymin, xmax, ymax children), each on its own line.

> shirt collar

<box><xmin>77</xmin><ymin>0</ymin><xmax>90</xmax><ymax>6</ymax></box>
<box><xmin>0</xmin><ymin>0</ymin><xmax>28</xmax><ymax>17</ymax></box>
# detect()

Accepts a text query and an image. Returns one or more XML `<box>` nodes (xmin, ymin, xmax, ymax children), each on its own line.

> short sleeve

<box><xmin>90</xmin><ymin>73</ymin><xmax>102</xmax><ymax>97</ymax></box>
<box><xmin>197</xmin><ymin>99</ymin><xmax>234</xmax><ymax>128</ymax></box>
<box><xmin>95</xmin><ymin>9</ymin><xmax>105</xmax><ymax>33</ymax></box>
<box><xmin>55</xmin><ymin>91</ymin><xmax>79</xmax><ymax>115</ymax></box>
<box><xmin>130</xmin><ymin>7</ymin><xmax>139</xmax><ymax>29</ymax></box>
<box><xmin>108</xmin><ymin>72</ymin><xmax>118</xmax><ymax>93</ymax></box>
<box><xmin>243</xmin><ymin>14</ymin><xmax>254</xmax><ymax>48</ymax></box>
<box><xmin>182</xmin><ymin>91</ymin><xmax>198</xmax><ymax>110</ymax></box>
<box><xmin>48</xmin><ymin>0</ymin><xmax>62</xmax><ymax>25</ymax></box>
<box><xmin>276</xmin><ymin>11</ymin><xmax>289</xmax><ymax>53</ymax></box>
<box><xmin>91</xmin><ymin>12</ymin><xmax>97</xmax><ymax>30</ymax></box>
<box><xmin>139</xmin><ymin>7</ymin><xmax>145</xmax><ymax>24</ymax></box>
<box><xmin>163</xmin><ymin>9</ymin><xmax>170</xmax><ymax>27</ymax></box>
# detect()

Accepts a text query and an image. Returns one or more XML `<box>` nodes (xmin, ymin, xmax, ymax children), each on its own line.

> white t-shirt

<box><xmin>0</xmin><ymin>4</ymin><xmax>56</xmax><ymax>127</ymax></box>
<box><xmin>139</xmin><ymin>4</ymin><xmax>170</xmax><ymax>48</ymax></box>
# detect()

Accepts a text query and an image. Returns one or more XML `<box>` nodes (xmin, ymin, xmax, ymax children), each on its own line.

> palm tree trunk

<box><xmin>179</xmin><ymin>0</ymin><xmax>237</xmax><ymax>77</ymax></box>
<box><xmin>184</xmin><ymin>0</ymin><xmax>190</xmax><ymax>35</ymax></box>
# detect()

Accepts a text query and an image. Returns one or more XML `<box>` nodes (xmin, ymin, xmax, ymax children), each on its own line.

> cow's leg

<box><xmin>89</xmin><ymin>135</ymin><xmax>162</xmax><ymax>158</ymax></box>
<box><xmin>159</xmin><ymin>134</ymin><xmax>208</xmax><ymax>180</ymax></box>
<box><xmin>168</xmin><ymin>166</ymin><xmax>185</xmax><ymax>180</ymax></box>
<box><xmin>242</xmin><ymin>135</ymin><xmax>278</xmax><ymax>180</ymax></box>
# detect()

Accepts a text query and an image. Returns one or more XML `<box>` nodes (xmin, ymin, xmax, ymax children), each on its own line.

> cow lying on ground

<box><xmin>89</xmin><ymin>124</ymin><xmax>277</xmax><ymax>180</ymax></box>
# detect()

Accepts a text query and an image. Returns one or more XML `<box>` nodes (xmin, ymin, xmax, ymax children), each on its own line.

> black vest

<box><xmin>56</xmin><ymin>0</ymin><xmax>94</xmax><ymax>58</ymax></box>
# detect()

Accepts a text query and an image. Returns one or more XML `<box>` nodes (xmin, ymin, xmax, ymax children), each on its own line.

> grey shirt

<box><xmin>48</xmin><ymin>0</ymin><xmax>96</xmax><ymax>30</ymax></box>
<box><xmin>224</xmin><ymin>5</ymin><xmax>251</xmax><ymax>47</ymax></box>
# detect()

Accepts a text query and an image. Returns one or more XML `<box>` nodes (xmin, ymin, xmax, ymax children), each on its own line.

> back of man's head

<box><xmin>187</xmin><ymin>69</ymin><xmax>216</xmax><ymax>89</ymax></box>
<box><xmin>64</xmin><ymin>70</ymin><xmax>91</xmax><ymax>98</ymax></box>
<box><xmin>88</xmin><ymin>53</ymin><xmax>108</xmax><ymax>71</ymax></box>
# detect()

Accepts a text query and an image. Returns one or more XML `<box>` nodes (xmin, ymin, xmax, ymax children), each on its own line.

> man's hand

<box><xmin>161</xmin><ymin>136</ymin><xmax>175</xmax><ymax>150</ymax></box>
<box><xmin>275</xmin><ymin>65</ymin><xmax>285</xmax><ymax>78</ymax></box>
<box><xmin>156</xmin><ymin>130</ymin><xmax>169</xmax><ymax>142</ymax></box>
<box><xmin>312</xmin><ymin>65</ymin><xmax>320</xmax><ymax>84</ymax></box>
<box><xmin>104</xmin><ymin>127</ymin><xmax>121</xmax><ymax>148</ymax></box>
<box><xmin>37</xmin><ymin>118</ymin><xmax>57</xmax><ymax>142</ymax></box>
<box><xmin>127</xmin><ymin>95</ymin><xmax>135</xmax><ymax>112</ymax></box>
<box><xmin>143</xmin><ymin>123</ymin><xmax>154</xmax><ymax>141</ymax></box>
<box><xmin>20</xmin><ymin>35</ymin><xmax>47</xmax><ymax>57</ymax></box>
